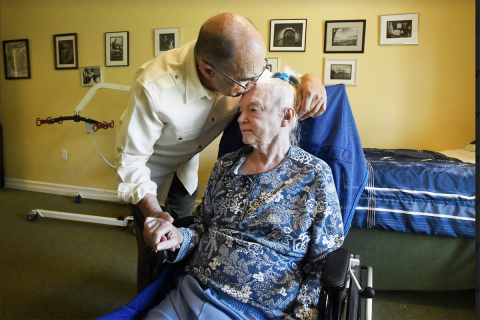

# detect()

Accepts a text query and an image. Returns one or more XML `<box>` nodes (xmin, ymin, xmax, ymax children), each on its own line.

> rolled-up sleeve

<box><xmin>115</xmin><ymin>80</ymin><xmax>164</xmax><ymax>204</ymax></box>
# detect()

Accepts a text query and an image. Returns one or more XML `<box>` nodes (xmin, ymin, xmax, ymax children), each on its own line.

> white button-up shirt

<box><xmin>115</xmin><ymin>40</ymin><xmax>240</xmax><ymax>205</ymax></box>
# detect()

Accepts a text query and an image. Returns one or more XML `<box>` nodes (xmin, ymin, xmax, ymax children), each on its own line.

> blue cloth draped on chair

<box><xmin>97</xmin><ymin>83</ymin><xmax>368</xmax><ymax>319</ymax></box>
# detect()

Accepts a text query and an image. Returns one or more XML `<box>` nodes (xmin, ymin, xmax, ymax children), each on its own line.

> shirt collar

<box><xmin>185</xmin><ymin>40</ymin><xmax>216</xmax><ymax>103</ymax></box>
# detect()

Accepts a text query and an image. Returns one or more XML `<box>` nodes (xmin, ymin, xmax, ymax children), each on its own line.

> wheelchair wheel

<box><xmin>26</xmin><ymin>212</ymin><xmax>38</xmax><ymax>222</ymax></box>
<box><xmin>318</xmin><ymin>288</ymin><xmax>330</xmax><ymax>319</ymax></box>
<box><xmin>318</xmin><ymin>286</ymin><xmax>349</xmax><ymax>320</ymax></box>
<box><xmin>74</xmin><ymin>194</ymin><xmax>82</xmax><ymax>203</ymax></box>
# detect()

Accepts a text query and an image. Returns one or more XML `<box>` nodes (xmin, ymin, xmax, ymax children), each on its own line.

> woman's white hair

<box><xmin>256</xmin><ymin>67</ymin><xmax>301</xmax><ymax>146</ymax></box>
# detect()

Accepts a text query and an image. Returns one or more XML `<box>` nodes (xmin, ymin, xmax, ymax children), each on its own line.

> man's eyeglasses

<box><xmin>202</xmin><ymin>58</ymin><xmax>268</xmax><ymax>90</ymax></box>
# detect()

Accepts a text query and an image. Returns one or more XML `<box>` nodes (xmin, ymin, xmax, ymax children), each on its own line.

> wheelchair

<box><xmin>97</xmin><ymin>84</ymin><xmax>374</xmax><ymax>320</ymax></box>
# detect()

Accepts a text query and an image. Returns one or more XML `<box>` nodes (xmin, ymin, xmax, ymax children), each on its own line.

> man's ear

<box><xmin>198</xmin><ymin>62</ymin><xmax>214</xmax><ymax>80</ymax></box>
<box><xmin>282</xmin><ymin>108</ymin><xmax>295</xmax><ymax>127</ymax></box>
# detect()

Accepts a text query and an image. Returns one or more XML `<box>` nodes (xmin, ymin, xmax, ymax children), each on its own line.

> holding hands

<box><xmin>138</xmin><ymin>193</ymin><xmax>184</xmax><ymax>252</ymax></box>
<box><xmin>144</xmin><ymin>216</ymin><xmax>184</xmax><ymax>252</ymax></box>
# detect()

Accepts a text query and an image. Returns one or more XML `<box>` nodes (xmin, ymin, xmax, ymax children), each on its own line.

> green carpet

<box><xmin>0</xmin><ymin>188</ymin><xmax>476</xmax><ymax>319</ymax></box>
<box><xmin>0</xmin><ymin>188</ymin><xmax>136</xmax><ymax>319</ymax></box>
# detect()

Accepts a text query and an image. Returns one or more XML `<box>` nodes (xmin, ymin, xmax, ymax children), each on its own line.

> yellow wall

<box><xmin>0</xmin><ymin>0</ymin><xmax>475</xmax><ymax>200</ymax></box>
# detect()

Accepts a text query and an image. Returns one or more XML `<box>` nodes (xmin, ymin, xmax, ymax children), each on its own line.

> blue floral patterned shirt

<box><xmin>168</xmin><ymin>146</ymin><xmax>344</xmax><ymax>319</ymax></box>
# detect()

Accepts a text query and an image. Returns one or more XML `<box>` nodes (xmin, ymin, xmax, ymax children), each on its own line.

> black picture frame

<box><xmin>3</xmin><ymin>39</ymin><xmax>31</xmax><ymax>79</ymax></box>
<box><xmin>269</xmin><ymin>19</ymin><xmax>307</xmax><ymax>52</ymax></box>
<box><xmin>53</xmin><ymin>33</ymin><xmax>78</xmax><ymax>70</ymax></box>
<box><xmin>324</xmin><ymin>20</ymin><xmax>366</xmax><ymax>53</ymax></box>
<box><xmin>154</xmin><ymin>28</ymin><xmax>179</xmax><ymax>56</ymax></box>
<box><xmin>106</xmin><ymin>31</ymin><xmax>129</xmax><ymax>67</ymax></box>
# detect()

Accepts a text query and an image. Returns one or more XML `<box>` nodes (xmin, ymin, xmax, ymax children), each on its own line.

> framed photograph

<box><xmin>155</xmin><ymin>28</ymin><xmax>179</xmax><ymax>56</ymax></box>
<box><xmin>3</xmin><ymin>39</ymin><xmax>31</xmax><ymax>79</ymax></box>
<box><xmin>324</xmin><ymin>58</ymin><xmax>358</xmax><ymax>86</ymax></box>
<box><xmin>269</xmin><ymin>19</ymin><xmax>307</xmax><ymax>52</ymax></box>
<box><xmin>266</xmin><ymin>58</ymin><xmax>279</xmax><ymax>73</ymax></box>
<box><xmin>324</xmin><ymin>20</ymin><xmax>366</xmax><ymax>53</ymax></box>
<box><xmin>81</xmin><ymin>66</ymin><xmax>102</xmax><ymax>86</ymax></box>
<box><xmin>54</xmin><ymin>33</ymin><xmax>78</xmax><ymax>69</ymax></box>
<box><xmin>380</xmin><ymin>13</ymin><xmax>419</xmax><ymax>45</ymax></box>
<box><xmin>106</xmin><ymin>31</ymin><xmax>129</xmax><ymax>67</ymax></box>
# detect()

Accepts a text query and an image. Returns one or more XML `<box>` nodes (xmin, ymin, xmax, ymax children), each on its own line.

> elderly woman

<box><xmin>143</xmin><ymin>71</ymin><xmax>344</xmax><ymax>320</ymax></box>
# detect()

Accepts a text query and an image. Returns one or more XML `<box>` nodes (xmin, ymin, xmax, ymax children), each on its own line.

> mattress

<box><xmin>352</xmin><ymin>148</ymin><xmax>475</xmax><ymax>238</ymax></box>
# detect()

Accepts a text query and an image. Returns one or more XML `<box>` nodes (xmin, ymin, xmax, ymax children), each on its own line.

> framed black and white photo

<box><xmin>324</xmin><ymin>20</ymin><xmax>366</xmax><ymax>53</ymax></box>
<box><xmin>81</xmin><ymin>66</ymin><xmax>102</xmax><ymax>86</ymax></box>
<box><xmin>106</xmin><ymin>31</ymin><xmax>129</xmax><ymax>67</ymax></box>
<box><xmin>3</xmin><ymin>39</ymin><xmax>31</xmax><ymax>79</ymax></box>
<box><xmin>269</xmin><ymin>19</ymin><xmax>307</xmax><ymax>52</ymax></box>
<box><xmin>380</xmin><ymin>13</ymin><xmax>419</xmax><ymax>45</ymax></box>
<box><xmin>266</xmin><ymin>58</ymin><xmax>279</xmax><ymax>73</ymax></box>
<box><xmin>54</xmin><ymin>33</ymin><xmax>78</xmax><ymax>69</ymax></box>
<box><xmin>324</xmin><ymin>58</ymin><xmax>358</xmax><ymax>86</ymax></box>
<box><xmin>155</xmin><ymin>28</ymin><xmax>179</xmax><ymax>56</ymax></box>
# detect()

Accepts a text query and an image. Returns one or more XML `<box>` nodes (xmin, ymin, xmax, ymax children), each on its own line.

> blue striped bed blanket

<box><xmin>352</xmin><ymin>148</ymin><xmax>475</xmax><ymax>238</ymax></box>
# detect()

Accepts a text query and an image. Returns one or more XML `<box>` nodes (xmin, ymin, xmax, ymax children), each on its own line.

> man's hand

<box><xmin>144</xmin><ymin>217</ymin><xmax>184</xmax><ymax>252</ymax></box>
<box><xmin>297</xmin><ymin>73</ymin><xmax>327</xmax><ymax>120</ymax></box>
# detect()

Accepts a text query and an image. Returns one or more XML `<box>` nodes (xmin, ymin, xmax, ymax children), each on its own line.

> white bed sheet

<box><xmin>437</xmin><ymin>148</ymin><xmax>475</xmax><ymax>164</ymax></box>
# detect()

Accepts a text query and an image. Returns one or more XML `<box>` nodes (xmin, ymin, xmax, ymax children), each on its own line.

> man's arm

<box><xmin>116</xmin><ymin>81</ymin><xmax>178</xmax><ymax>249</ymax></box>
<box><xmin>116</xmin><ymin>80</ymin><xmax>164</xmax><ymax>205</ymax></box>
<box><xmin>137</xmin><ymin>193</ymin><xmax>173</xmax><ymax>221</ymax></box>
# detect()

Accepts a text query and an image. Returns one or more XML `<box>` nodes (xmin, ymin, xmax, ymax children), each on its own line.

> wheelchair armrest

<box><xmin>321</xmin><ymin>248</ymin><xmax>350</xmax><ymax>292</ymax></box>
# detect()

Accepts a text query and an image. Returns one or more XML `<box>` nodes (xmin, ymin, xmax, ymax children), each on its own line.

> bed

<box><xmin>342</xmin><ymin>143</ymin><xmax>475</xmax><ymax>290</ymax></box>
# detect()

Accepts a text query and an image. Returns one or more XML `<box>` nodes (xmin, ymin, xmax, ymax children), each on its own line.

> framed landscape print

<box><xmin>3</xmin><ymin>39</ymin><xmax>31</xmax><ymax>79</ymax></box>
<box><xmin>155</xmin><ymin>28</ymin><xmax>179</xmax><ymax>56</ymax></box>
<box><xmin>54</xmin><ymin>33</ymin><xmax>78</xmax><ymax>69</ymax></box>
<box><xmin>106</xmin><ymin>31</ymin><xmax>129</xmax><ymax>67</ymax></box>
<box><xmin>324</xmin><ymin>20</ymin><xmax>366</xmax><ymax>53</ymax></box>
<box><xmin>324</xmin><ymin>58</ymin><xmax>358</xmax><ymax>86</ymax></box>
<box><xmin>269</xmin><ymin>19</ymin><xmax>307</xmax><ymax>52</ymax></box>
<box><xmin>380</xmin><ymin>13</ymin><xmax>419</xmax><ymax>45</ymax></box>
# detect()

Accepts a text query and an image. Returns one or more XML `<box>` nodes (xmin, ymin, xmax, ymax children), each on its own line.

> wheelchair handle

<box><xmin>359</xmin><ymin>287</ymin><xmax>375</xmax><ymax>298</ymax></box>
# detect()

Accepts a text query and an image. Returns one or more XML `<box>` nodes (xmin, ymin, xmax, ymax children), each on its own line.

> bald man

<box><xmin>115</xmin><ymin>13</ymin><xmax>327</xmax><ymax>293</ymax></box>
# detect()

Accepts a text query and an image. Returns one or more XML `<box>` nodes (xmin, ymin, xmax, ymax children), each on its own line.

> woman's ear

<box><xmin>281</xmin><ymin>108</ymin><xmax>295</xmax><ymax>127</ymax></box>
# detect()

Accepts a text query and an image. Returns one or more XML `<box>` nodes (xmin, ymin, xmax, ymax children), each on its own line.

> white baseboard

<box><xmin>4</xmin><ymin>178</ymin><xmax>120</xmax><ymax>202</ymax></box>
<box><xmin>4</xmin><ymin>178</ymin><xmax>204</xmax><ymax>207</ymax></box>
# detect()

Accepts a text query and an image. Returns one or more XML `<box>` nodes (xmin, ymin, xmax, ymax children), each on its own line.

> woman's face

<box><xmin>237</xmin><ymin>85</ymin><xmax>284</xmax><ymax>148</ymax></box>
